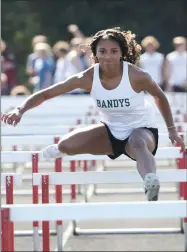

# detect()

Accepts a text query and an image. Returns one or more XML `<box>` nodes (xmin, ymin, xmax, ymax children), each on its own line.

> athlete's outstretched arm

<box><xmin>138</xmin><ymin>71</ymin><xmax>185</xmax><ymax>151</ymax></box>
<box><xmin>1</xmin><ymin>70</ymin><xmax>91</xmax><ymax>126</ymax></box>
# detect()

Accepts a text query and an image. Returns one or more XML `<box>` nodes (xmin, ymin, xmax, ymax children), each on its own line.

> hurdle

<box><xmin>1</xmin><ymin>146</ymin><xmax>186</xmax><ymax>199</ymax></box>
<box><xmin>1</xmin><ymin>202</ymin><xmax>187</xmax><ymax>251</ymax></box>
<box><xmin>1</xmin><ymin>149</ymin><xmax>186</xmax><ymax>208</ymax></box>
<box><xmin>2</xmin><ymin>167</ymin><xmax>187</xmax><ymax>251</ymax></box>
<box><xmin>2</xmin><ymin>132</ymin><xmax>186</xmax><ymax>147</ymax></box>
<box><xmin>1</xmin><ymin>173</ymin><xmax>22</xmax><ymax>251</ymax></box>
<box><xmin>1</xmin><ymin>147</ymin><xmax>185</xmax><ymax>162</ymax></box>
<box><xmin>1</xmin><ymin>151</ymin><xmax>62</xmax><ymax>240</ymax></box>
<box><xmin>2</xmin><ymin>121</ymin><xmax>186</xmax><ymax>136</ymax></box>
<box><xmin>1</xmin><ymin>148</ymin><xmax>98</xmax><ymax>238</ymax></box>
<box><xmin>1</xmin><ymin>132</ymin><xmax>186</xmax><ymax>197</ymax></box>
<box><xmin>2</xmin><ymin>92</ymin><xmax>186</xmax><ymax>112</ymax></box>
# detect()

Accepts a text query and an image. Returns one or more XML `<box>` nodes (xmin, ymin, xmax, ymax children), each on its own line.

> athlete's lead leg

<box><xmin>42</xmin><ymin>123</ymin><xmax>113</xmax><ymax>158</ymax></box>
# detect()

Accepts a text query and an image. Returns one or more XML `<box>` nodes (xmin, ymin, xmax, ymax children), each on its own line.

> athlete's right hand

<box><xmin>1</xmin><ymin>108</ymin><xmax>22</xmax><ymax>126</ymax></box>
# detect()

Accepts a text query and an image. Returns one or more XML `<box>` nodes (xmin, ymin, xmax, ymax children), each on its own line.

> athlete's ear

<box><xmin>94</xmin><ymin>56</ymin><xmax>99</xmax><ymax>62</ymax></box>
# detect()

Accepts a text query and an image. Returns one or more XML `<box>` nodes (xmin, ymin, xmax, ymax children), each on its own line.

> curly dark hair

<box><xmin>89</xmin><ymin>27</ymin><xmax>142</xmax><ymax>65</ymax></box>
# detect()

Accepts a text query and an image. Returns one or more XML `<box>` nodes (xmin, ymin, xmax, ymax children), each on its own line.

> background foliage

<box><xmin>2</xmin><ymin>0</ymin><xmax>187</xmax><ymax>83</ymax></box>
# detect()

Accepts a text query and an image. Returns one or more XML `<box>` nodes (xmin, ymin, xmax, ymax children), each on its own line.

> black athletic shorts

<box><xmin>102</xmin><ymin>122</ymin><xmax>159</xmax><ymax>161</ymax></box>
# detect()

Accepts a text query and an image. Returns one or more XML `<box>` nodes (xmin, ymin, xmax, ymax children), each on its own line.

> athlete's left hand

<box><xmin>168</xmin><ymin>128</ymin><xmax>186</xmax><ymax>152</ymax></box>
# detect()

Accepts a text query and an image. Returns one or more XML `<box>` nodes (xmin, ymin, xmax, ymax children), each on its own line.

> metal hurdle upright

<box><xmin>1</xmin><ymin>173</ymin><xmax>22</xmax><ymax>251</ymax></box>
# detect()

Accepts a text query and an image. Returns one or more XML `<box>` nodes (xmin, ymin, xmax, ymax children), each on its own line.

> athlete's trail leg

<box><xmin>125</xmin><ymin>128</ymin><xmax>160</xmax><ymax>201</ymax></box>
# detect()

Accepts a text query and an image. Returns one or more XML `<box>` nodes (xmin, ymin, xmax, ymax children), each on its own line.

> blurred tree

<box><xmin>2</xmin><ymin>0</ymin><xmax>187</xmax><ymax>84</ymax></box>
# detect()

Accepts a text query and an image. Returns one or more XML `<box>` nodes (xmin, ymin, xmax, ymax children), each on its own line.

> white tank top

<box><xmin>166</xmin><ymin>51</ymin><xmax>187</xmax><ymax>86</ymax></box>
<box><xmin>139</xmin><ymin>52</ymin><xmax>164</xmax><ymax>85</ymax></box>
<box><xmin>90</xmin><ymin>61</ymin><xmax>156</xmax><ymax>140</ymax></box>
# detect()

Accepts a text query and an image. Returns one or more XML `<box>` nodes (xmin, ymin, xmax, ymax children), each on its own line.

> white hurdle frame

<box><xmin>2</xmin><ymin>132</ymin><xmax>186</xmax><ymax>147</ymax></box>
<box><xmin>2</xmin><ymin>165</ymin><xmax>187</xmax><ymax>251</ymax></box>
<box><xmin>2</xmin><ymin>147</ymin><xmax>187</xmax><ymax>250</ymax></box>
<box><xmin>2</xmin><ymin>122</ymin><xmax>187</xmax><ymax>136</ymax></box>
<box><xmin>3</xmin><ymin>200</ymin><xmax>187</xmax><ymax>220</ymax></box>
<box><xmin>0</xmin><ymin>147</ymin><xmax>185</xmax><ymax>162</ymax></box>
<box><xmin>32</xmin><ymin>167</ymin><xmax>187</xmax><ymax>236</ymax></box>
<box><xmin>1</xmin><ymin>146</ymin><xmax>185</xmax><ymax>199</ymax></box>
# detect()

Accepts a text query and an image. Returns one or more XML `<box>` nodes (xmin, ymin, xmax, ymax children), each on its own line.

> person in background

<box><xmin>1</xmin><ymin>39</ymin><xmax>18</xmax><ymax>95</ymax></box>
<box><xmin>1</xmin><ymin>72</ymin><xmax>8</xmax><ymax>95</ymax></box>
<box><xmin>31</xmin><ymin>42</ymin><xmax>55</xmax><ymax>92</ymax></box>
<box><xmin>66</xmin><ymin>37</ymin><xmax>90</xmax><ymax>94</ymax></box>
<box><xmin>165</xmin><ymin>36</ymin><xmax>187</xmax><ymax>92</ymax></box>
<box><xmin>67</xmin><ymin>24</ymin><xmax>85</xmax><ymax>39</ymax></box>
<box><xmin>53</xmin><ymin>41</ymin><xmax>79</xmax><ymax>94</ymax></box>
<box><xmin>67</xmin><ymin>37</ymin><xmax>90</xmax><ymax>74</ymax></box>
<box><xmin>139</xmin><ymin>36</ymin><xmax>165</xmax><ymax>90</ymax></box>
<box><xmin>26</xmin><ymin>35</ymin><xmax>48</xmax><ymax>77</ymax></box>
<box><xmin>10</xmin><ymin>85</ymin><xmax>31</xmax><ymax>96</ymax></box>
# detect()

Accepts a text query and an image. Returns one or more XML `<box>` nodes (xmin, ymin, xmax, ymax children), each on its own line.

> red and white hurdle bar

<box><xmin>1</xmin><ymin>148</ymin><xmax>96</xmax><ymax>246</ymax></box>
<box><xmin>1</xmin><ymin>167</ymin><xmax>187</xmax><ymax>251</ymax></box>
<box><xmin>2</xmin><ymin>122</ymin><xmax>187</xmax><ymax>136</ymax></box>
<box><xmin>1</xmin><ymin>128</ymin><xmax>97</xmax><ymax>195</ymax></box>
<box><xmin>1</xmin><ymin>147</ymin><xmax>186</xmax><ymax>201</ymax></box>
<box><xmin>2</xmin><ymin>132</ymin><xmax>186</xmax><ymax>146</ymax></box>
<box><xmin>1</xmin><ymin>154</ymin><xmax>95</xmax><ymax>224</ymax></box>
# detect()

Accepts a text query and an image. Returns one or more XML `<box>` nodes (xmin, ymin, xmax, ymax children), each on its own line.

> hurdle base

<box><xmin>14</xmin><ymin>229</ymin><xmax>57</xmax><ymax>237</ymax></box>
<box><xmin>74</xmin><ymin>227</ymin><xmax>182</xmax><ymax>236</ymax></box>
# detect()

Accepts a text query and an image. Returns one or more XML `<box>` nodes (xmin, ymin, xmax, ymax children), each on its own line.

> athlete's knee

<box><xmin>128</xmin><ymin>129</ymin><xmax>147</xmax><ymax>149</ymax></box>
<box><xmin>58</xmin><ymin>140</ymin><xmax>77</xmax><ymax>155</ymax></box>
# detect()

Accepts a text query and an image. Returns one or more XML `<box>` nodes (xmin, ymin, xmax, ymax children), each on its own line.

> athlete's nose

<box><xmin>104</xmin><ymin>52</ymin><xmax>111</xmax><ymax>59</ymax></box>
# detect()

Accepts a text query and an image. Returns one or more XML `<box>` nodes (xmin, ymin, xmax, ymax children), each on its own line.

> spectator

<box><xmin>53</xmin><ymin>41</ymin><xmax>77</xmax><ymax>84</ymax></box>
<box><xmin>83</xmin><ymin>36</ymin><xmax>93</xmax><ymax>64</ymax></box>
<box><xmin>67</xmin><ymin>37</ymin><xmax>90</xmax><ymax>73</ymax></box>
<box><xmin>26</xmin><ymin>35</ymin><xmax>48</xmax><ymax>76</ymax></box>
<box><xmin>1</xmin><ymin>72</ymin><xmax>8</xmax><ymax>95</ymax></box>
<box><xmin>1</xmin><ymin>39</ymin><xmax>18</xmax><ymax>95</ymax></box>
<box><xmin>139</xmin><ymin>36</ymin><xmax>165</xmax><ymax>90</ymax></box>
<box><xmin>31</xmin><ymin>42</ymin><xmax>55</xmax><ymax>92</ymax></box>
<box><xmin>10</xmin><ymin>85</ymin><xmax>31</xmax><ymax>96</ymax></box>
<box><xmin>165</xmin><ymin>36</ymin><xmax>187</xmax><ymax>92</ymax></box>
<box><xmin>67</xmin><ymin>24</ymin><xmax>85</xmax><ymax>39</ymax></box>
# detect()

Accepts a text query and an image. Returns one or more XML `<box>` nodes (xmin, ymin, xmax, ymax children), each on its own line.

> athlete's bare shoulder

<box><xmin>128</xmin><ymin>62</ymin><xmax>153</xmax><ymax>92</ymax></box>
<box><xmin>128</xmin><ymin>62</ymin><xmax>150</xmax><ymax>79</ymax></box>
<box><xmin>76</xmin><ymin>65</ymin><xmax>94</xmax><ymax>92</ymax></box>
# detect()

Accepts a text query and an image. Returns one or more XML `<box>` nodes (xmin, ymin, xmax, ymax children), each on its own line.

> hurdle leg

<box><xmin>1</xmin><ymin>208</ymin><xmax>12</xmax><ymax>251</ymax></box>
<box><xmin>68</xmin><ymin>129</ymin><xmax>82</xmax><ymax>195</ymax></box>
<box><xmin>83</xmin><ymin>160</ymin><xmax>89</xmax><ymax>202</ymax></box>
<box><xmin>42</xmin><ymin>175</ymin><xmax>50</xmax><ymax>251</ymax></box>
<box><xmin>77</xmin><ymin>160</ymin><xmax>82</xmax><ymax>194</ymax></box>
<box><xmin>6</xmin><ymin>175</ymin><xmax>14</xmax><ymax>250</ymax></box>
<box><xmin>91</xmin><ymin>160</ymin><xmax>98</xmax><ymax>194</ymax></box>
<box><xmin>176</xmin><ymin>147</ymin><xmax>186</xmax><ymax>233</ymax></box>
<box><xmin>183</xmin><ymin>175</ymin><xmax>187</xmax><ymax>252</ymax></box>
<box><xmin>32</xmin><ymin>154</ymin><xmax>40</xmax><ymax>251</ymax></box>
<box><xmin>12</xmin><ymin>145</ymin><xmax>17</xmax><ymax>172</ymax></box>
<box><xmin>55</xmin><ymin>154</ymin><xmax>63</xmax><ymax>251</ymax></box>
<box><xmin>70</xmin><ymin>161</ymin><xmax>78</xmax><ymax>234</ymax></box>
<box><xmin>185</xmin><ymin>221</ymin><xmax>187</xmax><ymax>252</ymax></box>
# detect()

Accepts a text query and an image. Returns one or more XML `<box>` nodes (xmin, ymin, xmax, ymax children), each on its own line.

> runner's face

<box><xmin>96</xmin><ymin>39</ymin><xmax>122</xmax><ymax>66</ymax></box>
